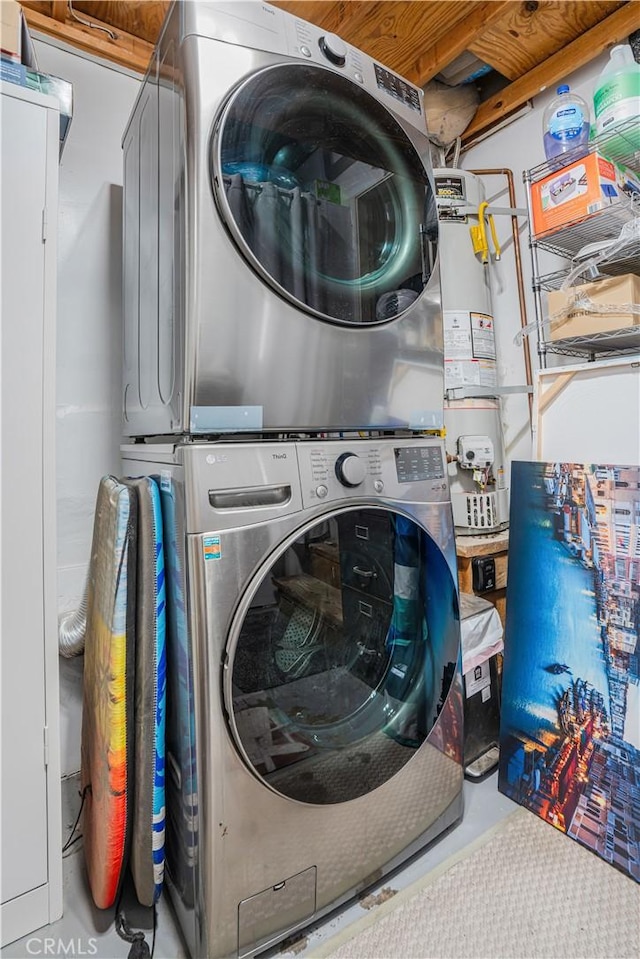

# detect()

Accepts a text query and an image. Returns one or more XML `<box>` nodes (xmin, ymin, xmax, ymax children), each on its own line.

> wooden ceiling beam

<box><xmin>412</xmin><ymin>0</ymin><xmax>517</xmax><ymax>86</ymax></box>
<box><xmin>469</xmin><ymin>0</ymin><xmax>627</xmax><ymax>81</ymax></box>
<box><xmin>274</xmin><ymin>1</ymin><xmax>473</xmax><ymax>82</ymax></box>
<box><xmin>69</xmin><ymin>2</ymin><xmax>169</xmax><ymax>45</ymax></box>
<box><xmin>462</xmin><ymin>1</ymin><xmax>640</xmax><ymax>142</ymax></box>
<box><xmin>50</xmin><ymin>2</ymin><xmax>67</xmax><ymax>22</ymax></box>
<box><xmin>271</xmin><ymin>1</ymin><xmax>366</xmax><ymax>35</ymax></box>
<box><xmin>22</xmin><ymin>4</ymin><xmax>153</xmax><ymax>74</ymax></box>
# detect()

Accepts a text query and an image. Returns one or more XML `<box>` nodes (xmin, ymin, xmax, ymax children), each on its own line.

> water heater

<box><xmin>433</xmin><ymin>169</ymin><xmax>509</xmax><ymax>534</ymax></box>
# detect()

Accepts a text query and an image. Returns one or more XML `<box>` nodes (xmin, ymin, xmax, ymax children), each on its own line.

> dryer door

<box><xmin>225</xmin><ymin>506</ymin><xmax>460</xmax><ymax>805</ymax></box>
<box><xmin>212</xmin><ymin>64</ymin><xmax>437</xmax><ymax>326</ymax></box>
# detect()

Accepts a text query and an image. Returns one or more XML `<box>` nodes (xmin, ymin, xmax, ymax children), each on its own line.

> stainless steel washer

<box><xmin>122</xmin><ymin>436</ymin><xmax>463</xmax><ymax>959</ymax></box>
<box><xmin>122</xmin><ymin>1</ymin><xmax>442</xmax><ymax>437</ymax></box>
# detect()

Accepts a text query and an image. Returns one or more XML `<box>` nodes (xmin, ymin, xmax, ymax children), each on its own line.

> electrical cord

<box><xmin>62</xmin><ymin>783</ymin><xmax>90</xmax><ymax>853</ymax></box>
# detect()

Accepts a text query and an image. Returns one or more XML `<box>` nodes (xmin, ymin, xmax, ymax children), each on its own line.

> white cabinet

<box><xmin>1</xmin><ymin>82</ymin><xmax>63</xmax><ymax>946</ymax></box>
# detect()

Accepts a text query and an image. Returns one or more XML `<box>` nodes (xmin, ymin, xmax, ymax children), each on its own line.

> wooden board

<box><xmin>19</xmin><ymin>1</ymin><xmax>636</xmax><ymax>146</ymax></box>
<box><xmin>22</xmin><ymin>4</ymin><xmax>154</xmax><ymax>74</ymax></box>
<box><xmin>463</xmin><ymin>2</ymin><xmax>640</xmax><ymax>141</ymax></box>
<box><xmin>414</xmin><ymin>1</ymin><xmax>516</xmax><ymax>85</ymax></box>
<box><xmin>455</xmin><ymin>530</ymin><xmax>510</xmax><ymax>559</ymax></box>
<box><xmin>469</xmin><ymin>0</ymin><xmax>627</xmax><ymax>80</ymax></box>
<box><xmin>273</xmin><ymin>1</ymin><xmax>473</xmax><ymax>83</ymax></box>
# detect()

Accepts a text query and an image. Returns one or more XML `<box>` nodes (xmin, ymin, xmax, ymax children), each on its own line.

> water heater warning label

<box><xmin>445</xmin><ymin>359</ymin><xmax>497</xmax><ymax>390</ymax></box>
<box><xmin>444</xmin><ymin>310</ymin><xmax>496</xmax><ymax>390</ymax></box>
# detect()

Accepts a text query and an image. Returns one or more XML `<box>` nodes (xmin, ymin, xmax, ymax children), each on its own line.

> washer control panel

<box><xmin>299</xmin><ymin>438</ymin><xmax>448</xmax><ymax>508</ymax></box>
<box><xmin>335</xmin><ymin>452</ymin><xmax>366</xmax><ymax>487</ymax></box>
<box><xmin>318</xmin><ymin>32</ymin><xmax>348</xmax><ymax>67</ymax></box>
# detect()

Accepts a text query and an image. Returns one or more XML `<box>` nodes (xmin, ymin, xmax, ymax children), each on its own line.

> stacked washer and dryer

<box><xmin>121</xmin><ymin>3</ymin><xmax>464</xmax><ymax>957</ymax></box>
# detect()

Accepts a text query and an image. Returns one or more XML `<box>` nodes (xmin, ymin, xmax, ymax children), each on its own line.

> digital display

<box><xmin>395</xmin><ymin>446</ymin><xmax>444</xmax><ymax>484</ymax></box>
<box><xmin>374</xmin><ymin>64</ymin><xmax>422</xmax><ymax>113</ymax></box>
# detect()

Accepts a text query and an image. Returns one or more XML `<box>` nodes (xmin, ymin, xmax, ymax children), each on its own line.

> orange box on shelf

<box><xmin>547</xmin><ymin>272</ymin><xmax>640</xmax><ymax>340</ymax></box>
<box><xmin>530</xmin><ymin>151</ymin><xmax>638</xmax><ymax>239</ymax></box>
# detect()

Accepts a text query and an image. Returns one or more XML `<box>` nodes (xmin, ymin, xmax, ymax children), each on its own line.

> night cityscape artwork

<box><xmin>499</xmin><ymin>461</ymin><xmax>639</xmax><ymax>882</ymax></box>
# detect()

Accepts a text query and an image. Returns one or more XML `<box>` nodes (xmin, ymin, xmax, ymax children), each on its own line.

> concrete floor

<box><xmin>1</xmin><ymin>770</ymin><xmax>516</xmax><ymax>959</ymax></box>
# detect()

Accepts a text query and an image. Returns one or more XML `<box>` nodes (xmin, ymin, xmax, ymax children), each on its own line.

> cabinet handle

<box><xmin>352</xmin><ymin>566</ymin><xmax>376</xmax><ymax>578</ymax></box>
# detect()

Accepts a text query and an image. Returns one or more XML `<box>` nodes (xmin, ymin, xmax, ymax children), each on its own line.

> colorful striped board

<box><xmin>124</xmin><ymin>477</ymin><xmax>167</xmax><ymax>907</ymax></box>
<box><xmin>81</xmin><ymin>477</ymin><xmax>136</xmax><ymax>910</ymax></box>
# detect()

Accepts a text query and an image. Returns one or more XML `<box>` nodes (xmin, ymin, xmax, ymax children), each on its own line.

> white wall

<box><xmin>32</xmin><ymin>38</ymin><xmax>140</xmax><ymax>776</ymax></box>
<box><xmin>462</xmin><ymin>53</ymin><xmax>611</xmax><ymax>466</ymax></box>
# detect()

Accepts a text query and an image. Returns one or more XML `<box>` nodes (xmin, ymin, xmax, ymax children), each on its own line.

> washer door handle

<box><xmin>209</xmin><ymin>484</ymin><xmax>291</xmax><ymax>510</ymax></box>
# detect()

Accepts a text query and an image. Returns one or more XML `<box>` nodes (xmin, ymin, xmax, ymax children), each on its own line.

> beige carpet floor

<box><xmin>310</xmin><ymin>807</ymin><xmax>639</xmax><ymax>959</ymax></box>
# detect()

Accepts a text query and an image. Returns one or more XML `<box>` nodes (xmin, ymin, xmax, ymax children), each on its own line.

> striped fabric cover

<box><xmin>81</xmin><ymin>477</ymin><xmax>136</xmax><ymax>910</ymax></box>
<box><xmin>125</xmin><ymin>477</ymin><xmax>167</xmax><ymax>907</ymax></box>
<box><xmin>159</xmin><ymin>480</ymin><xmax>198</xmax><ymax>909</ymax></box>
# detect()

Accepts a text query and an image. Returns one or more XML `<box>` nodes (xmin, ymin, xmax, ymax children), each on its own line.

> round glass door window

<box><xmin>226</xmin><ymin>508</ymin><xmax>460</xmax><ymax>805</ymax></box>
<box><xmin>211</xmin><ymin>64</ymin><xmax>438</xmax><ymax>325</ymax></box>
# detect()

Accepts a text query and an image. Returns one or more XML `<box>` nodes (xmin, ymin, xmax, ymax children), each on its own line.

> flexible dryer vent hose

<box><xmin>58</xmin><ymin>580</ymin><xmax>88</xmax><ymax>657</ymax></box>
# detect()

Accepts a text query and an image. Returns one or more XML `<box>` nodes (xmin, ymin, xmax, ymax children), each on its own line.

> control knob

<box><xmin>318</xmin><ymin>33</ymin><xmax>347</xmax><ymax>67</ymax></box>
<box><xmin>335</xmin><ymin>452</ymin><xmax>366</xmax><ymax>487</ymax></box>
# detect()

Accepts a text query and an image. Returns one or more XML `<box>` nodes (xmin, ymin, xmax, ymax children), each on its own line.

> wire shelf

<box><xmin>537</xmin><ymin>252</ymin><xmax>640</xmax><ymax>291</ymax></box>
<box><xmin>543</xmin><ymin>327</ymin><xmax>640</xmax><ymax>359</ymax></box>
<box><xmin>534</xmin><ymin>199</ymin><xmax>639</xmax><ymax>258</ymax></box>
<box><xmin>528</xmin><ymin>116</ymin><xmax>640</xmax><ymax>184</ymax></box>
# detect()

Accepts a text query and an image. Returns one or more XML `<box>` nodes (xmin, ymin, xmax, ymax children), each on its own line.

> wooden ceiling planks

<box><xmin>274</xmin><ymin>0</ymin><xmax>473</xmax><ymax>82</ymax></box>
<box><xmin>463</xmin><ymin>0</ymin><xmax>640</xmax><ymax>140</ymax></box>
<box><xmin>18</xmin><ymin>0</ymin><xmax>639</xmax><ymax>140</ymax></box>
<box><xmin>469</xmin><ymin>0</ymin><xmax>628</xmax><ymax>80</ymax></box>
<box><xmin>411</xmin><ymin>0</ymin><xmax>517</xmax><ymax>86</ymax></box>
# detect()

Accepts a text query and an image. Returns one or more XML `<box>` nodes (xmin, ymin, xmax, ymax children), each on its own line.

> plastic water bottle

<box><xmin>542</xmin><ymin>85</ymin><xmax>590</xmax><ymax>162</ymax></box>
<box><xmin>594</xmin><ymin>44</ymin><xmax>640</xmax><ymax>136</ymax></box>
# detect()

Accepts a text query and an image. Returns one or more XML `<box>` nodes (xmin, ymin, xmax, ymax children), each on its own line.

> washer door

<box><xmin>225</xmin><ymin>507</ymin><xmax>460</xmax><ymax>805</ymax></box>
<box><xmin>212</xmin><ymin>64</ymin><xmax>437</xmax><ymax>325</ymax></box>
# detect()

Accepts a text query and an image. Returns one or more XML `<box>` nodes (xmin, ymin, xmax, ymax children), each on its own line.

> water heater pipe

<box><xmin>469</xmin><ymin>168</ymin><xmax>533</xmax><ymax>423</ymax></box>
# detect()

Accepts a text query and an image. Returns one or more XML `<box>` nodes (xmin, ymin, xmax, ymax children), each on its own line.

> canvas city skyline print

<box><xmin>499</xmin><ymin>461</ymin><xmax>640</xmax><ymax>882</ymax></box>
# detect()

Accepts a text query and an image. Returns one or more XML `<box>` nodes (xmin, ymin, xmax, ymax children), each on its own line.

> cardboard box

<box><xmin>547</xmin><ymin>273</ymin><xmax>640</xmax><ymax>340</ymax></box>
<box><xmin>530</xmin><ymin>152</ymin><xmax>640</xmax><ymax>239</ymax></box>
<box><xmin>0</xmin><ymin>0</ymin><xmax>21</xmax><ymax>62</ymax></box>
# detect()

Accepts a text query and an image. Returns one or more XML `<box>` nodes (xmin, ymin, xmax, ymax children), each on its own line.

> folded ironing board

<box><xmin>124</xmin><ymin>477</ymin><xmax>167</xmax><ymax>907</ymax></box>
<box><xmin>81</xmin><ymin>475</ymin><xmax>167</xmax><ymax>911</ymax></box>
<box><xmin>81</xmin><ymin>477</ymin><xmax>137</xmax><ymax>910</ymax></box>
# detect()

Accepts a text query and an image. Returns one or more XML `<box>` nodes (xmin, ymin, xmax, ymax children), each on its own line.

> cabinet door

<box><xmin>1</xmin><ymin>93</ymin><xmax>49</xmax><ymax>904</ymax></box>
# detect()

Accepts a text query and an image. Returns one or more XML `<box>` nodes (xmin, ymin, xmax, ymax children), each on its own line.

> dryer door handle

<box><xmin>209</xmin><ymin>485</ymin><xmax>291</xmax><ymax>510</ymax></box>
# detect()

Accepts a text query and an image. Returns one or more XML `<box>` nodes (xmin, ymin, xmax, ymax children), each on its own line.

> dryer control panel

<box><xmin>180</xmin><ymin>2</ymin><xmax>425</xmax><ymax>132</ymax></box>
<box><xmin>298</xmin><ymin>438</ymin><xmax>449</xmax><ymax>509</ymax></box>
<box><xmin>283</xmin><ymin>14</ymin><xmax>425</xmax><ymax>128</ymax></box>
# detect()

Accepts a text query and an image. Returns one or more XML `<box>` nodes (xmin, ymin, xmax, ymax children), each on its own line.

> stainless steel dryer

<box><xmin>122</xmin><ymin>1</ymin><xmax>442</xmax><ymax>437</ymax></box>
<box><xmin>122</xmin><ymin>437</ymin><xmax>463</xmax><ymax>959</ymax></box>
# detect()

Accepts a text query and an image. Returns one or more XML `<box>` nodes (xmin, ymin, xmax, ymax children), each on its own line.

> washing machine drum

<box><xmin>212</xmin><ymin>64</ymin><xmax>437</xmax><ymax>326</ymax></box>
<box><xmin>226</xmin><ymin>508</ymin><xmax>460</xmax><ymax>805</ymax></box>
